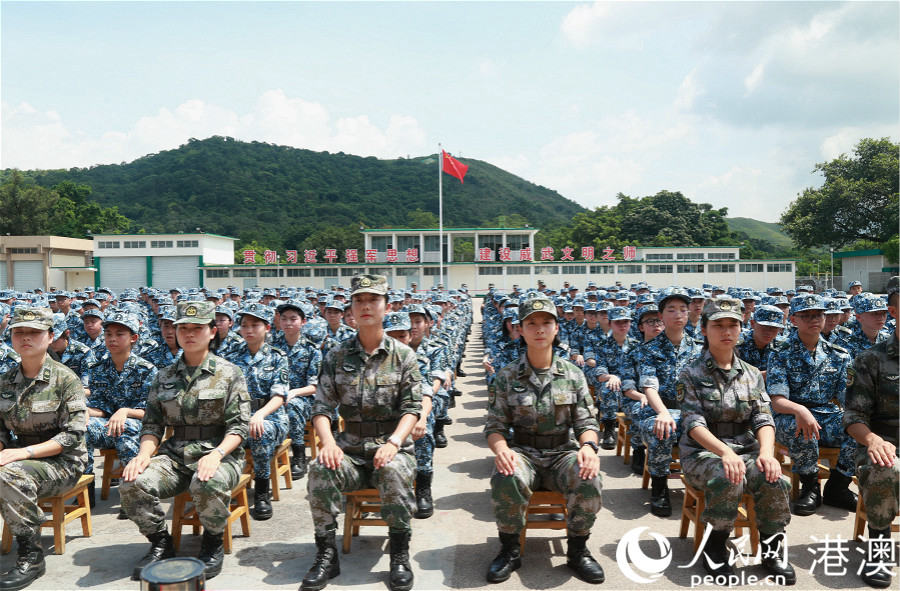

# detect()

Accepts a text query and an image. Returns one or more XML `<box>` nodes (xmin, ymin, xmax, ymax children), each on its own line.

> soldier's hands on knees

<box><xmin>317</xmin><ymin>443</ymin><xmax>344</xmax><ymax>470</ymax></box>
<box><xmin>756</xmin><ymin>454</ymin><xmax>782</xmax><ymax>483</ymax></box>
<box><xmin>0</xmin><ymin>448</ymin><xmax>29</xmax><ymax>466</ymax></box>
<box><xmin>721</xmin><ymin>450</ymin><xmax>745</xmax><ymax>485</ymax></box>
<box><xmin>577</xmin><ymin>446</ymin><xmax>600</xmax><ymax>480</ymax></box>
<box><xmin>249</xmin><ymin>413</ymin><xmax>265</xmax><ymax>439</ymax></box>
<box><xmin>123</xmin><ymin>453</ymin><xmax>152</xmax><ymax>482</ymax></box>
<box><xmin>654</xmin><ymin>412</ymin><xmax>676</xmax><ymax>440</ymax></box>
<box><xmin>197</xmin><ymin>452</ymin><xmax>221</xmax><ymax>482</ymax></box>
<box><xmin>793</xmin><ymin>407</ymin><xmax>821</xmax><ymax>441</ymax></box>
<box><xmin>411</xmin><ymin>418</ymin><xmax>427</xmax><ymax>441</ymax></box>
<box><xmin>607</xmin><ymin>375</ymin><xmax>622</xmax><ymax>392</ymax></box>
<box><xmin>867</xmin><ymin>438</ymin><xmax>897</xmax><ymax>467</ymax></box>
<box><xmin>106</xmin><ymin>408</ymin><xmax>129</xmax><ymax>437</ymax></box>
<box><xmin>495</xmin><ymin>448</ymin><xmax>518</xmax><ymax>476</ymax></box>
<box><xmin>373</xmin><ymin>443</ymin><xmax>398</xmax><ymax>469</ymax></box>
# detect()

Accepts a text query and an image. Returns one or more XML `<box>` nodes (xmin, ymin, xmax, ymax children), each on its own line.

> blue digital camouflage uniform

<box><xmin>228</xmin><ymin>341</ymin><xmax>289</xmax><ymax>479</ymax></box>
<box><xmin>592</xmin><ymin>330</ymin><xmax>640</xmax><ymax>422</ymax></box>
<box><xmin>84</xmin><ymin>352</ymin><xmax>158</xmax><ymax>474</ymax></box>
<box><xmin>52</xmin><ymin>338</ymin><xmax>97</xmax><ymax>386</ymax></box>
<box><xmin>735</xmin><ymin>328</ymin><xmax>784</xmax><ymax>373</ymax></box>
<box><xmin>412</xmin><ymin>345</ymin><xmax>436</xmax><ymax>475</ymax></box>
<box><xmin>620</xmin><ymin>344</ymin><xmax>645</xmax><ymax>450</ymax></box>
<box><xmin>271</xmin><ymin>332</ymin><xmax>322</xmax><ymax>450</ymax></box>
<box><xmin>0</xmin><ymin>342</ymin><xmax>20</xmax><ymax>375</ymax></box>
<box><xmin>142</xmin><ymin>340</ymin><xmax>180</xmax><ymax>369</ymax></box>
<box><xmin>767</xmin><ymin>331</ymin><xmax>856</xmax><ymax>477</ymax></box>
<box><xmin>830</xmin><ymin>324</ymin><xmax>892</xmax><ymax>360</ymax></box>
<box><xmin>637</xmin><ymin>331</ymin><xmax>703</xmax><ymax>477</ymax></box>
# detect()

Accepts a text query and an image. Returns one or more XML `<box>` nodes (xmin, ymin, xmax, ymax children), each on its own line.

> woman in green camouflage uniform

<box><xmin>120</xmin><ymin>301</ymin><xmax>250</xmax><ymax>581</ymax></box>
<box><xmin>678</xmin><ymin>297</ymin><xmax>795</xmax><ymax>584</ymax></box>
<box><xmin>0</xmin><ymin>307</ymin><xmax>87</xmax><ymax>591</ymax></box>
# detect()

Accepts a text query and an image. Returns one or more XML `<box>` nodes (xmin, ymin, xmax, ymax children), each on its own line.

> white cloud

<box><xmin>675</xmin><ymin>69</ymin><xmax>702</xmax><ymax>112</ymax></box>
<box><xmin>743</xmin><ymin>62</ymin><xmax>765</xmax><ymax>94</ymax></box>
<box><xmin>560</xmin><ymin>2</ymin><xmax>610</xmax><ymax>46</ymax></box>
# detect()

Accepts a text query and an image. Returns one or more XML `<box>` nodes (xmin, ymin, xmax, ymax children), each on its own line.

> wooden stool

<box><xmin>171</xmin><ymin>473</ymin><xmax>252</xmax><ymax>554</ymax></box>
<box><xmin>1</xmin><ymin>475</ymin><xmax>94</xmax><ymax>556</ymax></box>
<box><xmin>679</xmin><ymin>476</ymin><xmax>759</xmax><ymax>555</ymax></box>
<box><xmin>615</xmin><ymin>412</ymin><xmax>632</xmax><ymax>463</ymax></box>
<box><xmin>303</xmin><ymin>421</ymin><xmax>320</xmax><ymax>460</ymax></box>
<box><xmin>852</xmin><ymin>475</ymin><xmax>900</xmax><ymax>541</ymax></box>
<box><xmin>342</xmin><ymin>488</ymin><xmax>387</xmax><ymax>554</ymax></box>
<box><xmin>642</xmin><ymin>446</ymin><xmax>681</xmax><ymax>489</ymax></box>
<box><xmin>519</xmin><ymin>490</ymin><xmax>568</xmax><ymax>554</ymax></box>
<box><xmin>243</xmin><ymin>438</ymin><xmax>293</xmax><ymax>501</ymax></box>
<box><xmin>774</xmin><ymin>443</ymin><xmax>840</xmax><ymax>500</ymax></box>
<box><xmin>99</xmin><ymin>448</ymin><xmax>124</xmax><ymax>501</ymax></box>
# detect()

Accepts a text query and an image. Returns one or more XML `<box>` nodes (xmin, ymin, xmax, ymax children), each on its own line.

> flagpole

<box><xmin>438</xmin><ymin>143</ymin><xmax>443</xmax><ymax>289</ymax></box>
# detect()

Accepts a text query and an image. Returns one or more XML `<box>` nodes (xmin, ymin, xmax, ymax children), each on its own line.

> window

<box><xmin>708</xmin><ymin>264</ymin><xmax>735</xmax><ymax>273</ymax></box>
<box><xmin>478</xmin><ymin>234</ymin><xmax>502</xmax><ymax>251</ymax></box>
<box><xmin>287</xmin><ymin>268</ymin><xmax>311</xmax><ymax>277</ymax></box>
<box><xmin>534</xmin><ymin>265</ymin><xmax>559</xmax><ymax>275</ymax></box>
<box><xmin>707</xmin><ymin>252</ymin><xmax>736</xmax><ymax>260</ymax></box>
<box><xmin>677</xmin><ymin>253</ymin><xmax>701</xmax><ymax>260</ymax></box>
<box><xmin>677</xmin><ymin>264</ymin><xmax>704</xmax><ymax>273</ymax></box>
<box><xmin>151</xmin><ymin>240</ymin><xmax>173</xmax><ymax>248</ymax></box>
<box><xmin>314</xmin><ymin>268</ymin><xmax>338</xmax><ymax>277</ymax></box>
<box><xmin>506</xmin><ymin>266</ymin><xmax>531</xmax><ymax>275</ymax></box>
<box><xmin>396</xmin><ymin>236</ymin><xmax>419</xmax><ymax>252</ymax></box>
<box><xmin>97</xmin><ymin>241</ymin><xmax>119</xmax><ymax>249</ymax></box>
<box><xmin>341</xmin><ymin>267</ymin><xmax>366</xmax><ymax>277</ymax></box>
<box><xmin>123</xmin><ymin>241</ymin><xmax>145</xmax><ymax>249</ymax></box>
<box><xmin>505</xmin><ymin>235</ymin><xmax>530</xmax><ymax>250</ymax></box>
<box><xmin>424</xmin><ymin>236</ymin><xmax>441</xmax><ymax>252</ymax></box>
<box><xmin>645</xmin><ymin>253</ymin><xmax>672</xmax><ymax>260</ymax></box>
<box><xmin>423</xmin><ymin>267</ymin><xmax>442</xmax><ymax>276</ymax></box>
<box><xmin>8</xmin><ymin>247</ymin><xmax>39</xmax><ymax>254</ymax></box>
<box><xmin>370</xmin><ymin>267</ymin><xmax>390</xmax><ymax>276</ymax></box>
<box><xmin>590</xmin><ymin>265</ymin><xmax>614</xmax><ymax>274</ymax></box>
<box><xmin>740</xmin><ymin>264</ymin><xmax>763</xmax><ymax>273</ymax></box>
<box><xmin>767</xmin><ymin>263</ymin><xmax>792</xmax><ymax>273</ymax></box>
<box><xmin>646</xmin><ymin>265</ymin><xmax>673</xmax><ymax>274</ymax></box>
<box><xmin>259</xmin><ymin>269</ymin><xmax>283</xmax><ymax>277</ymax></box>
<box><xmin>478</xmin><ymin>266</ymin><xmax>503</xmax><ymax>276</ymax></box>
<box><xmin>618</xmin><ymin>264</ymin><xmax>643</xmax><ymax>274</ymax></box>
<box><xmin>566</xmin><ymin>265</ymin><xmax>587</xmax><ymax>274</ymax></box>
<box><xmin>233</xmin><ymin>269</ymin><xmax>257</xmax><ymax>278</ymax></box>
<box><xmin>176</xmin><ymin>240</ymin><xmax>199</xmax><ymax>248</ymax></box>
<box><xmin>205</xmin><ymin>269</ymin><xmax>229</xmax><ymax>278</ymax></box>
<box><xmin>370</xmin><ymin>236</ymin><xmax>391</xmax><ymax>251</ymax></box>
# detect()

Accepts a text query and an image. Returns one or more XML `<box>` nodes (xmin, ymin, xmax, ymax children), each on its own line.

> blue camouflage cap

<box><xmin>636</xmin><ymin>304</ymin><xmax>659</xmax><ymax>323</ymax></box>
<box><xmin>324</xmin><ymin>297</ymin><xmax>344</xmax><ymax>311</ymax></box>
<box><xmin>637</xmin><ymin>293</ymin><xmax>656</xmax><ymax>305</ymax></box>
<box><xmin>848</xmin><ymin>280</ymin><xmax>862</xmax><ymax>288</ymax></box>
<box><xmin>608</xmin><ymin>306</ymin><xmax>633</xmax><ymax>321</ymax></box>
<box><xmin>158</xmin><ymin>305</ymin><xmax>177</xmax><ymax>322</ymax></box>
<box><xmin>657</xmin><ymin>286</ymin><xmax>691</xmax><ymax>308</ymax></box>
<box><xmin>823</xmin><ymin>298</ymin><xmax>843</xmax><ymax>315</ymax></box>
<box><xmin>753</xmin><ymin>305</ymin><xmax>785</xmax><ymax>327</ymax></box>
<box><xmin>51</xmin><ymin>314</ymin><xmax>68</xmax><ymax>341</ymax></box>
<box><xmin>383</xmin><ymin>312</ymin><xmax>411</xmax><ymax>331</ymax></box>
<box><xmin>82</xmin><ymin>308</ymin><xmax>104</xmax><ymax>320</ymax></box>
<box><xmin>239</xmin><ymin>302</ymin><xmax>273</xmax><ymax>324</ymax></box>
<box><xmin>276</xmin><ymin>299</ymin><xmax>308</xmax><ymax>318</ymax></box>
<box><xmin>215</xmin><ymin>305</ymin><xmax>234</xmax><ymax>320</ymax></box>
<box><xmin>836</xmin><ymin>298</ymin><xmax>852</xmax><ymax>310</ymax></box>
<box><xmin>596</xmin><ymin>301</ymin><xmax>613</xmax><ymax>312</ymax></box>
<box><xmin>103</xmin><ymin>310</ymin><xmax>140</xmax><ymax>333</ymax></box>
<box><xmin>790</xmin><ymin>294</ymin><xmax>825</xmax><ymax>315</ymax></box>
<box><xmin>855</xmin><ymin>295</ymin><xmax>888</xmax><ymax>314</ymax></box>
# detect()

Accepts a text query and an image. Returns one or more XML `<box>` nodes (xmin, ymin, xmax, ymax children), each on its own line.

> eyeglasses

<box><xmin>794</xmin><ymin>312</ymin><xmax>825</xmax><ymax>322</ymax></box>
<box><xmin>641</xmin><ymin>319</ymin><xmax>664</xmax><ymax>326</ymax></box>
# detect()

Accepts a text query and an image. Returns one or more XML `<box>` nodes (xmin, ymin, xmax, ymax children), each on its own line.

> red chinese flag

<box><xmin>442</xmin><ymin>150</ymin><xmax>468</xmax><ymax>183</ymax></box>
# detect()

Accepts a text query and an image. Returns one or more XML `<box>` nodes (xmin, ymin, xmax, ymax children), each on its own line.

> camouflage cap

<box><xmin>323</xmin><ymin>297</ymin><xmax>344</xmax><ymax>311</ymax></box>
<box><xmin>518</xmin><ymin>297</ymin><xmax>557</xmax><ymax>322</ymax></box>
<box><xmin>657</xmin><ymin>286</ymin><xmax>691</xmax><ymax>308</ymax></box>
<box><xmin>350</xmin><ymin>274</ymin><xmax>388</xmax><ymax>296</ymax></box>
<box><xmin>855</xmin><ymin>295</ymin><xmax>888</xmax><ymax>314</ymax></box>
<box><xmin>175</xmin><ymin>301</ymin><xmax>217</xmax><ymax>325</ymax></box>
<box><xmin>753</xmin><ymin>305</ymin><xmax>785</xmax><ymax>327</ymax></box>
<box><xmin>636</xmin><ymin>304</ymin><xmax>659</xmax><ymax>323</ymax></box>
<box><xmin>848</xmin><ymin>280</ymin><xmax>862</xmax><ymax>288</ymax></box>
<box><xmin>158</xmin><ymin>305</ymin><xmax>177</xmax><ymax>322</ymax></box>
<box><xmin>103</xmin><ymin>310</ymin><xmax>140</xmax><ymax>333</ymax></box>
<box><xmin>383</xmin><ymin>312</ymin><xmax>411</xmax><ymax>332</ymax></box>
<box><xmin>214</xmin><ymin>304</ymin><xmax>234</xmax><ymax>321</ymax></box>
<box><xmin>790</xmin><ymin>293</ymin><xmax>825</xmax><ymax>315</ymax></box>
<box><xmin>51</xmin><ymin>314</ymin><xmax>68</xmax><ymax>340</ymax></box>
<box><xmin>9</xmin><ymin>306</ymin><xmax>54</xmax><ymax>330</ymax></box>
<box><xmin>405</xmin><ymin>303</ymin><xmax>427</xmax><ymax>317</ymax></box>
<box><xmin>608</xmin><ymin>306</ymin><xmax>633</xmax><ymax>322</ymax></box>
<box><xmin>238</xmin><ymin>302</ymin><xmax>273</xmax><ymax>325</ymax></box>
<box><xmin>702</xmin><ymin>297</ymin><xmax>743</xmax><ymax>323</ymax></box>
<box><xmin>276</xmin><ymin>298</ymin><xmax>308</xmax><ymax>318</ymax></box>
<box><xmin>823</xmin><ymin>298</ymin><xmax>843</xmax><ymax>315</ymax></box>
<box><xmin>82</xmin><ymin>308</ymin><xmax>104</xmax><ymax>320</ymax></box>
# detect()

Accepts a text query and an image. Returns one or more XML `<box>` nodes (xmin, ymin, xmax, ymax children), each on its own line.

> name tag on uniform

<box><xmin>887</xmin><ymin>375</ymin><xmax>899</xmax><ymax>381</ymax></box>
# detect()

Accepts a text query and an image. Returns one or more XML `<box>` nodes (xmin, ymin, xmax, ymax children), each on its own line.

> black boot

<box><xmin>631</xmin><ymin>447</ymin><xmax>645</xmax><ymax>476</ymax></box>
<box><xmin>566</xmin><ymin>535</ymin><xmax>605</xmax><ymax>584</ymax></box>
<box><xmin>434</xmin><ymin>422</ymin><xmax>448</xmax><ymax>448</ymax></box>
<box><xmin>388</xmin><ymin>531</ymin><xmax>414</xmax><ymax>591</ymax></box>
<box><xmin>0</xmin><ymin>533</ymin><xmax>45</xmax><ymax>591</ymax></box>
<box><xmin>457</xmin><ymin>368</ymin><xmax>467</xmax><ymax>377</ymax></box>
<box><xmin>860</xmin><ymin>527</ymin><xmax>893</xmax><ymax>588</ymax></box>
<box><xmin>414</xmin><ymin>472</ymin><xmax>434</xmax><ymax>519</ymax></box>
<box><xmin>291</xmin><ymin>444</ymin><xmax>308</xmax><ymax>480</ymax></box>
<box><xmin>600</xmin><ymin>420</ymin><xmax>616</xmax><ymax>450</ymax></box>
<box><xmin>301</xmin><ymin>530</ymin><xmax>340</xmax><ymax>591</ymax></box>
<box><xmin>650</xmin><ymin>476</ymin><xmax>671</xmax><ymax>517</ymax></box>
<box><xmin>486</xmin><ymin>532</ymin><xmax>521</xmax><ymax>583</ymax></box>
<box><xmin>252</xmin><ymin>477</ymin><xmax>273</xmax><ymax>521</ymax></box>
<box><xmin>131</xmin><ymin>530</ymin><xmax>175</xmax><ymax>581</ymax></box>
<box><xmin>760</xmin><ymin>531</ymin><xmax>796</xmax><ymax>585</ymax></box>
<box><xmin>87</xmin><ymin>480</ymin><xmax>96</xmax><ymax>509</ymax></box>
<box><xmin>197</xmin><ymin>530</ymin><xmax>225</xmax><ymax>579</ymax></box>
<box><xmin>792</xmin><ymin>473</ymin><xmax>821</xmax><ymax>516</ymax></box>
<box><xmin>822</xmin><ymin>470</ymin><xmax>858</xmax><ymax>511</ymax></box>
<box><xmin>701</xmin><ymin>529</ymin><xmax>734</xmax><ymax>577</ymax></box>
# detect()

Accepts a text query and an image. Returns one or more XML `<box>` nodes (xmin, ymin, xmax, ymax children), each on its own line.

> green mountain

<box><xmin>20</xmin><ymin>136</ymin><xmax>585</xmax><ymax>251</ymax></box>
<box><xmin>726</xmin><ymin>217</ymin><xmax>793</xmax><ymax>248</ymax></box>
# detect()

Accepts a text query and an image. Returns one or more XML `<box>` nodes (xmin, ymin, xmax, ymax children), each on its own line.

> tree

<box><xmin>405</xmin><ymin>209</ymin><xmax>439</xmax><ymax>228</ymax></box>
<box><xmin>0</xmin><ymin>172</ymin><xmax>64</xmax><ymax>235</ymax></box>
<box><xmin>781</xmin><ymin>137</ymin><xmax>899</xmax><ymax>248</ymax></box>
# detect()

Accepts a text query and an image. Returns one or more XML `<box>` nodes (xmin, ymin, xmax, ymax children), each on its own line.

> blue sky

<box><xmin>2</xmin><ymin>1</ymin><xmax>898</xmax><ymax>222</ymax></box>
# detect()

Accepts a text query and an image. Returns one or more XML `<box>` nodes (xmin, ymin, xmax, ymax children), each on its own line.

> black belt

<box><xmin>343</xmin><ymin>420</ymin><xmax>399</xmax><ymax>438</ymax></box>
<box><xmin>250</xmin><ymin>398</ymin><xmax>268</xmax><ymax>412</ymax></box>
<box><xmin>172</xmin><ymin>425</ymin><xmax>226</xmax><ymax>441</ymax></box>
<box><xmin>15</xmin><ymin>431</ymin><xmax>60</xmax><ymax>446</ymax></box>
<box><xmin>513</xmin><ymin>431</ymin><xmax>571</xmax><ymax>449</ymax></box>
<box><xmin>662</xmin><ymin>398</ymin><xmax>679</xmax><ymax>410</ymax></box>
<box><xmin>707</xmin><ymin>422</ymin><xmax>751</xmax><ymax>437</ymax></box>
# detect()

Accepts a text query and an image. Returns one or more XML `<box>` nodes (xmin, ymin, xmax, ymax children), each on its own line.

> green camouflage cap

<box><xmin>518</xmin><ymin>296</ymin><xmax>558</xmax><ymax>322</ymax></box>
<box><xmin>174</xmin><ymin>301</ymin><xmax>216</xmax><ymax>325</ymax></box>
<box><xmin>702</xmin><ymin>297</ymin><xmax>743</xmax><ymax>323</ymax></box>
<box><xmin>10</xmin><ymin>306</ymin><xmax>54</xmax><ymax>330</ymax></box>
<box><xmin>350</xmin><ymin>274</ymin><xmax>388</xmax><ymax>296</ymax></box>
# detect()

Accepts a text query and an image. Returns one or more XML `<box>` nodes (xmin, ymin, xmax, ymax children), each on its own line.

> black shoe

<box><xmin>701</xmin><ymin>529</ymin><xmax>734</xmax><ymax>577</ymax></box>
<box><xmin>457</xmin><ymin>369</ymin><xmax>467</xmax><ymax>377</ymax></box>
<box><xmin>0</xmin><ymin>533</ymin><xmax>45</xmax><ymax>591</ymax></box>
<box><xmin>440</xmin><ymin>416</ymin><xmax>453</xmax><ymax>426</ymax></box>
<box><xmin>301</xmin><ymin>531</ymin><xmax>340</xmax><ymax>591</ymax></box>
<box><xmin>291</xmin><ymin>444</ymin><xmax>308</xmax><ymax>480</ymax></box>
<box><xmin>131</xmin><ymin>530</ymin><xmax>175</xmax><ymax>581</ymax></box>
<box><xmin>434</xmin><ymin>423</ymin><xmax>448</xmax><ymax>448</ymax></box>
<box><xmin>197</xmin><ymin>530</ymin><xmax>225</xmax><ymax>579</ymax></box>
<box><xmin>87</xmin><ymin>480</ymin><xmax>96</xmax><ymax>510</ymax></box>
<box><xmin>252</xmin><ymin>477</ymin><xmax>273</xmax><ymax>521</ymax></box>
<box><xmin>566</xmin><ymin>535</ymin><xmax>605</xmax><ymax>584</ymax></box>
<box><xmin>823</xmin><ymin>470</ymin><xmax>858</xmax><ymax>511</ymax></box>
<box><xmin>117</xmin><ymin>508</ymin><xmax>129</xmax><ymax>520</ymax></box>
<box><xmin>760</xmin><ymin>531</ymin><xmax>796</xmax><ymax>585</ymax></box>
<box><xmin>631</xmin><ymin>447</ymin><xmax>645</xmax><ymax>476</ymax></box>
<box><xmin>388</xmin><ymin>531</ymin><xmax>414</xmax><ymax>591</ymax></box>
<box><xmin>600</xmin><ymin>420</ymin><xmax>616</xmax><ymax>450</ymax></box>
<box><xmin>451</xmin><ymin>389</ymin><xmax>463</xmax><ymax>397</ymax></box>
<box><xmin>650</xmin><ymin>476</ymin><xmax>672</xmax><ymax>517</ymax></box>
<box><xmin>486</xmin><ymin>532</ymin><xmax>521</xmax><ymax>583</ymax></box>
<box><xmin>792</xmin><ymin>473</ymin><xmax>821</xmax><ymax>516</ymax></box>
<box><xmin>414</xmin><ymin>472</ymin><xmax>434</xmax><ymax>519</ymax></box>
<box><xmin>861</xmin><ymin>527</ymin><xmax>894</xmax><ymax>588</ymax></box>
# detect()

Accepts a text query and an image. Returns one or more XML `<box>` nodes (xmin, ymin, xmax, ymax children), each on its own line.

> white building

<box><xmin>834</xmin><ymin>248</ymin><xmax>897</xmax><ymax>293</ymax></box>
<box><xmin>0</xmin><ymin>236</ymin><xmax>95</xmax><ymax>291</ymax></box>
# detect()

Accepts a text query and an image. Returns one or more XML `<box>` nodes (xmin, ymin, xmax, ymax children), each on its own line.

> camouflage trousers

<box><xmin>414</xmin><ymin>406</ymin><xmax>436</xmax><ymax>474</ymax></box>
<box><xmin>774</xmin><ymin>410</ymin><xmax>857</xmax><ymax>477</ymax></box>
<box><xmin>285</xmin><ymin>395</ymin><xmax>314</xmax><ymax>445</ymax></box>
<box><xmin>434</xmin><ymin>388</ymin><xmax>450</xmax><ymax>422</ymax></box>
<box><xmin>857</xmin><ymin>452</ymin><xmax>900</xmax><ymax>530</ymax></box>
<box><xmin>0</xmin><ymin>457</ymin><xmax>82</xmax><ymax>536</ymax></box>
<box><xmin>84</xmin><ymin>416</ymin><xmax>143</xmax><ymax>475</ymax></box>
<box><xmin>621</xmin><ymin>399</ymin><xmax>644</xmax><ymax>449</ymax></box>
<box><xmin>593</xmin><ymin>381</ymin><xmax>620</xmax><ymax>422</ymax></box>
<box><xmin>490</xmin><ymin>448</ymin><xmax>602</xmax><ymax>536</ymax></box>
<box><xmin>683</xmin><ymin>450</ymin><xmax>791</xmax><ymax>533</ymax></box>
<box><xmin>637</xmin><ymin>408</ymin><xmax>683</xmax><ymax>477</ymax></box>
<box><xmin>120</xmin><ymin>452</ymin><xmax>243</xmax><ymax>536</ymax></box>
<box><xmin>246</xmin><ymin>413</ymin><xmax>288</xmax><ymax>479</ymax></box>
<box><xmin>307</xmin><ymin>450</ymin><xmax>416</xmax><ymax>535</ymax></box>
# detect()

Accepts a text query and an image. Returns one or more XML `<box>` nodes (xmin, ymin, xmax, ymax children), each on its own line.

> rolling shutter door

<box><xmin>99</xmin><ymin>257</ymin><xmax>146</xmax><ymax>293</ymax></box>
<box><xmin>152</xmin><ymin>256</ymin><xmax>199</xmax><ymax>289</ymax></box>
<box><xmin>12</xmin><ymin>261</ymin><xmax>44</xmax><ymax>290</ymax></box>
<box><xmin>0</xmin><ymin>264</ymin><xmax>6</xmax><ymax>288</ymax></box>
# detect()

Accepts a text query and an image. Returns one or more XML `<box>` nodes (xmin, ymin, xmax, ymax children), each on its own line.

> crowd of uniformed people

<box><xmin>0</xmin><ymin>273</ymin><xmax>896</xmax><ymax>590</ymax></box>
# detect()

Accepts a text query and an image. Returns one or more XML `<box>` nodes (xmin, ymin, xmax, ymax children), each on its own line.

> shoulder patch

<box><xmin>488</xmin><ymin>384</ymin><xmax>496</xmax><ymax>406</ymax></box>
<box><xmin>829</xmin><ymin>342</ymin><xmax>849</xmax><ymax>355</ymax></box>
<box><xmin>676</xmin><ymin>382</ymin><xmax>685</xmax><ymax>403</ymax></box>
<box><xmin>846</xmin><ymin>367</ymin><xmax>854</xmax><ymax>387</ymax></box>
